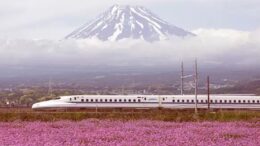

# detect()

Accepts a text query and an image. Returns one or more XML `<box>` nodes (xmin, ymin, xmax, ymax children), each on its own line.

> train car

<box><xmin>32</xmin><ymin>94</ymin><xmax>260</xmax><ymax>109</ymax></box>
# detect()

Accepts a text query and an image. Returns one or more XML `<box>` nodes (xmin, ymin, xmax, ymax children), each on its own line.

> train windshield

<box><xmin>54</xmin><ymin>97</ymin><xmax>61</xmax><ymax>99</ymax></box>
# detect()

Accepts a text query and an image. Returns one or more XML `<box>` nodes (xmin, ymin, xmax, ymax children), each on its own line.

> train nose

<box><xmin>32</xmin><ymin>103</ymin><xmax>40</xmax><ymax>109</ymax></box>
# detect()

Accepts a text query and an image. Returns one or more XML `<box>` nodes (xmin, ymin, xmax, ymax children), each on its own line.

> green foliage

<box><xmin>0</xmin><ymin>109</ymin><xmax>259</xmax><ymax>122</ymax></box>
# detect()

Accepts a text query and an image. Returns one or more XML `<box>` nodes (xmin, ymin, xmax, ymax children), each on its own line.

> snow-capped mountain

<box><xmin>66</xmin><ymin>5</ymin><xmax>194</xmax><ymax>42</ymax></box>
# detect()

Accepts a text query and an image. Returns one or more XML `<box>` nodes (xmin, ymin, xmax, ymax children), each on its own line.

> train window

<box><xmin>238</xmin><ymin>100</ymin><xmax>241</xmax><ymax>103</ymax></box>
<box><xmin>100</xmin><ymin>99</ymin><xmax>103</xmax><ymax>102</ymax></box>
<box><xmin>224</xmin><ymin>100</ymin><xmax>227</xmax><ymax>103</ymax></box>
<box><xmin>252</xmin><ymin>100</ymin><xmax>255</xmax><ymax>103</ymax></box>
<box><xmin>177</xmin><ymin>100</ymin><xmax>180</xmax><ymax>103</ymax></box>
<box><xmin>205</xmin><ymin>100</ymin><xmax>208</xmax><ymax>103</ymax></box>
<box><xmin>229</xmin><ymin>100</ymin><xmax>232</xmax><ymax>103</ymax></box>
<box><xmin>129</xmin><ymin>99</ymin><xmax>131</xmax><ymax>102</ymax></box>
<box><xmin>144</xmin><ymin>97</ymin><xmax>146</xmax><ymax>100</ymax></box>
<box><xmin>95</xmin><ymin>99</ymin><xmax>98</xmax><ymax>102</ymax></box>
<box><xmin>201</xmin><ymin>100</ymin><xmax>203</xmax><ymax>103</ymax></box>
<box><xmin>70</xmin><ymin>98</ymin><xmax>72</xmax><ymax>101</ymax></box>
<box><xmin>257</xmin><ymin>100</ymin><xmax>260</xmax><ymax>103</ymax></box>
<box><xmin>74</xmin><ymin>97</ymin><xmax>76</xmax><ymax>100</ymax></box>
<box><xmin>215</xmin><ymin>100</ymin><xmax>217</xmax><ymax>103</ymax></box>
<box><xmin>182</xmin><ymin>100</ymin><xmax>184</xmax><ymax>103</ymax></box>
<box><xmin>81</xmin><ymin>99</ymin><xmax>84</xmax><ymax>102</ymax></box>
<box><xmin>187</xmin><ymin>100</ymin><xmax>189</xmax><ymax>103</ymax></box>
<box><xmin>234</xmin><ymin>100</ymin><xmax>236</xmax><ymax>103</ymax></box>
<box><xmin>124</xmin><ymin>99</ymin><xmax>127</xmax><ymax>102</ymax></box>
<box><xmin>119</xmin><ymin>99</ymin><xmax>122</xmax><ymax>102</ymax></box>
<box><xmin>86</xmin><ymin>99</ymin><xmax>89</xmax><ymax>102</ymax></box>
<box><xmin>191</xmin><ymin>100</ymin><xmax>194</xmax><ymax>103</ymax></box>
<box><xmin>210</xmin><ymin>100</ymin><xmax>213</xmax><ymax>103</ymax></box>
<box><xmin>114</xmin><ymin>99</ymin><xmax>117</xmax><ymax>102</ymax></box>
<box><xmin>105</xmin><ymin>99</ymin><xmax>107</xmax><ymax>102</ymax></box>
<box><xmin>162</xmin><ymin>98</ymin><xmax>165</xmax><ymax>101</ymax></box>
<box><xmin>243</xmin><ymin>100</ymin><xmax>246</xmax><ymax>103</ymax></box>
<box><xmin>110</xmin><ymin>99</ymin><xmax>112</xmax><ymax>102</ymax></box>
<box><xmin>138</xmin><ymin>99</ymin><xmax>141</xmax><ymax>102</ymax></box>
<box><xmin>91</xmin><ymin>99</ymin><xmax>93</xmax><ymax>102</ymax></box>
<box><xmin>220</xmin><ymin>100</ymin><xmax>222</xmax><ymax>103</ymax></box>
<box><xmin>133</xmin><ymin>99</ymin><xmax>136</xmax><ymax>102</ymax></box>
<box><xmin>196</xmin><ymin>100</ymin><xmax>199</xmax><ymax>103</ymax></box>
<box><xmin>248</xmin><ymin>100</ymin><xmax>250</xmax><ymax>103</ymax></box>
<box><xmin>172</xmin><ymin>100</ymin><xmax>175</xmax><ymax>103</ymax></box>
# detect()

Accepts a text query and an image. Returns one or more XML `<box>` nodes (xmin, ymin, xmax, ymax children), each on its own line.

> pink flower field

<box><xmin>0</xmin><ymin>120</ymin><xmax>259</xmax><ymax>146</ymax></box>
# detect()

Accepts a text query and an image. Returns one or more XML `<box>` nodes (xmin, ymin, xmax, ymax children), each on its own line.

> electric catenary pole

<box><xmin>194</xmin><ymin>59</ymin><xmax>198</xmax><ymax>114</ymax></box>
<box><xmin>181</xmin><ymin>61</ymin><xmax>184</xmax><ymax>95</ymax></box>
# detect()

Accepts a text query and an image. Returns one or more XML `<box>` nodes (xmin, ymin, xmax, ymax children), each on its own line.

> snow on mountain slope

<box><xmin>65</xmin><ymin>5</ymin><xmax>195</xmax><ymax>42</ymax></box>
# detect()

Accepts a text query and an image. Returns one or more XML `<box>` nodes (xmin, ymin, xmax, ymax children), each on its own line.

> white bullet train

<box><xmin>32</xmin><ymin>94</ymin><xmax>260</xmax><ymax>109</ymax></box>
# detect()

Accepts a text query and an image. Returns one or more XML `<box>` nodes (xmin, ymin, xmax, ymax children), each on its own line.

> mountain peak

<box><xmin>66</xmin><ymin>5</ymin><xmax>194</xmax><ymax>42</ymax></box>
<box><xmin>110</xmin><ymin>4</ymin><xmax>142</xmax><ymax>10</ymax></box>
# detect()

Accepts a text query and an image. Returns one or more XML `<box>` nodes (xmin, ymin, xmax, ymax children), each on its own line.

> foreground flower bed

<box><xmin>0</xmin><ymin>120</ymin><xmax>259</xmax><ymax>146</ymax></box>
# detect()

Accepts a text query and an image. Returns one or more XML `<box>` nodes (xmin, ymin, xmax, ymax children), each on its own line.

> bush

<box><xmin>0</xmin><ymin>109</ymin><xmax>259</xmax><ymax>122</ymax></box>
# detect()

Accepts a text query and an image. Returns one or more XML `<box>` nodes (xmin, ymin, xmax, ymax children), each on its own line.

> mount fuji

<box><xmin>65</xmin><ymin>5</ymin><xmax>194</xmax><ymax>42</ymax></box>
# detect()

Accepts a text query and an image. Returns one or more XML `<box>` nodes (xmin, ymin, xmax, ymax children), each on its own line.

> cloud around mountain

<box><xmin>0</xmin><ymin>28</ymin><xmax>259</xmax><ymax>72</ymax></box>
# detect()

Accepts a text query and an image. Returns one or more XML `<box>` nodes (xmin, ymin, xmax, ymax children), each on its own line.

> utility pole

<box><xmin>48</xmin><ymin>78</ymin><xmax>53</xmax><ymax>97</ymax></box>
<box><xmin>121</xmin><ymin>85</ymin><xmax>125</xmax><ymax>95</ymax></box>
<box><xmin>207</xmin><ymin>76</ymin><xmax>210</xmax><ymax>110</ymax></box>
<box><xmin>181</xmin><ymin>61</ymin><xmax>184</xmax><ymax>95</ymax></box>
<box><xmin>194</xmin><ymin>59</ymin><xmax>198</xmax><ymax>114</ymax></box>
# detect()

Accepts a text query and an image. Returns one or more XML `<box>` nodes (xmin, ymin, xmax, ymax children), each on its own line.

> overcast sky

<box><xmin>0</xmin><ymin>0</ymin><xmax>259</xmax><ymax>39</ymax></box>
<box><xmin>0</xmin><ymin>0</ymin><xmax>260</xmax><ymax>74</ymax></box>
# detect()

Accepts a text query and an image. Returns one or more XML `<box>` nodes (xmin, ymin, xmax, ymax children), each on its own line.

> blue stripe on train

<box><xmin>69</xmin><ymin>102</ymin><xmax>260</xmax><ymax>105</ymax></box>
